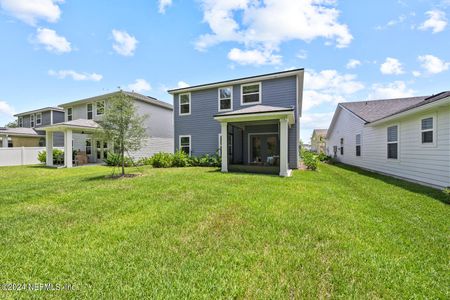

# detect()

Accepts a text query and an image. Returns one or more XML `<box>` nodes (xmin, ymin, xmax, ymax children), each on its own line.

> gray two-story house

<box><xmin>0</xmin><ymin>107</ymin><xmax>64</xmax><ymax>148</ymax></box>
<box><xmin>40</xmin><ymin>91</ymin><xmax>174</xmax><ymax>167</ymax></box>
<box><xmin>168</xmin><ymin>69</ymin><xmax>304</xmax><ymax>176</ymax></box>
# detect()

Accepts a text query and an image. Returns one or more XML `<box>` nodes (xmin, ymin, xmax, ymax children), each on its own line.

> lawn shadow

<box><xmin>332</xmin><ymin>163</ymin><xmax>449</xmax><ymax>204</ymax></box>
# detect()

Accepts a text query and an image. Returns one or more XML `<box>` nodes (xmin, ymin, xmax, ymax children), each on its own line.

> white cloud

<box><xmin>158</xmin><ymin>0</ymin><xmax>172</xmax><ymax>14</ymax></box>
<box><xmin>0</xmin><ymin>0</ymin><xmax>63</xmax><ymax>26</ymax></box>
<box><xmin>195</xmin><ymin>0</ymin><xmax>352</xmax><ymax>64</ymax></box>
<box><xmin>128</xmin><ymin>79</ymin><xmax>151</xmax><ymax>93</ymax></box>
<box><xmin>412</xmin><ymin>70</ymin><xmax>422</xmax><ymax>77</ymax></box>
<box><xmin>297</xmin><ymin>49</ymin><xmax>308</xmax><ymax>60</ymax></box>
<box><xmin>48</xmin><ymin>70</ymin><xmax>103</xmax><ymax>81</ymax></box>
<box><xmin>380</xmin><ymin>57</ymin><xmax>404</xmax><ymax>75</ymax></box>
<box><xmin>0</xmin><ymin>100</ymin><xmax>16</xmax><ymax>117</ymax></box>
<box><xmin>375</xmin><ymin>14</ymin><xmax>406</xmax><ymax>30</ymax></box>
<box><xmin>303</xmin><ymin>69</ymin><xmax>364</xmax><ymax>111</ymax></box>
<box><xmin>346</xmin><ymin>59</ymin><xmax>361</xmax><ymax>69</ymax></box>
<box><xmin>34</xmin><ymin>27</ymin><xmax>71</xmax><ymax>53</ymax></box>
<box><xmin>419</xmin><ymin>10</ymin><xmax>447</xmax><ymax>33</ymax></box>
<box><xmin>112</xmin><ymin>29</ymin><xmax>138</xmax><ymax>56</ymax></box>
<box><xmin>300</xmin><ymin>111</ymin><xmax>334</xmax><ymax>143</ymax></box>
<box><xmin>177</xmin><ymin>81</ymin><xmax>190</xmax><ymax>88</ymax></box>
<box><xmin>227</xmin><ymin>48</ymin><xmax>281</xmax><ymax>65</ymax></box>
<box><xmin>369</xmin><ymin>81</ymin><xmax>415</xmax><ymax>99</ymax></box>
<box><xmin>418</xmin><ymin>54</ymin><xmax>450</xmax><ymax>74</ymax></box>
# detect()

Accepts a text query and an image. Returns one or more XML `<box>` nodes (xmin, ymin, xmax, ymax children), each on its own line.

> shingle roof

<box><xmin>0</xmin><ymin>127</ymin><xmax>43</xmax><ymax>136</ymax></box>
<box><xmin>340</xmin><ymin>96</ymin><xmax>428</xmax><ymax>123</ymax></box>
<box><xmin>214</xmin><ymin>105</ymin><xmax>294</xmax><ymax>117</ymax></box>
<box><xmin>14</xmin><ymin>107</ymin><xmax>64</xmax><ymax>117</ymax></box>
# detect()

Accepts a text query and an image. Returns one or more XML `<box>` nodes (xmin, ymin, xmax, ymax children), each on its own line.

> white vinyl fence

<box><xmin>0</xmin><ymin>147</ymin><xmax>61</xmax><ymax>167</ymax></box>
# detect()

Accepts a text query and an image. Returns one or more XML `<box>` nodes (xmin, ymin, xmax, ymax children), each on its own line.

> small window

<box><xmin>18</xmin><ymin>117</ymin><xmax>23</xmax><ymax>127</ymax></box>
<box><xmin>340</xmin><ymin>138</ymin><xmax>344</xmax><ymax>155</ymax></box>
<box><xmin>87</xmin><ymin>103</ymin><xmax>93</xmax><ymax>120</ymax></box>
<box><xmin>36</xmin><ymin>113</ymin><xmax>42</xmax><ymax>125</ymax></box>
<box><xmin>179</xmin><ymin>93</ymin><xmax>191</xmax><ymax>115</ymax></box>
<box><xmin>96</xmin><ymin>101</ymin><xmax>105</xmax><ymax>115</ymax></box>
<box><xmin>218</xmin><ymin>87</ymin><xmax>233</xmax><ymax>111</ymax></box>
<box><xmin>241</xmin><ymin>83</ymin><xmax>261</xmax><ymax>105</ymax></box>
<box><xmin>86</xmin><ymin>139</ymin><xmax>92</xmax><ymax>155</ymax></box>
<box><xmin>67</xmin><ymin>108</ymin><xmax>73</xmax><ymax>121</ymax></box>
<box><xmin>30</xmin><ymin>114</ymin><xmax>35</xmax><ymax>128</ymax></box>
<box><xmin>387</xmin><ymin>125</ymin><xmax>398</xmax><ymax>159</ymax></box>
<box><xmin>421</xmin><ymin>117</ymin><xmax>433</xmax><ymax>144</ymax></box>
<box><xmin>179</xmin><ymin>135</ymin><xmax>191</xmax><ymax>155</ymax></box>
<box><xmin>356</xmin><ymin>134</ymin><xmax>361</xmax><ymax>157</ymax></box>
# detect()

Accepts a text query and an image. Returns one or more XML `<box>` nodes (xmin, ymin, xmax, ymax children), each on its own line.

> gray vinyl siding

<box><xmin>174</xmin><ymin>76</ymin><xmax>300</xmax><ymax>168</ymax></box>
<box><xmin>52</xmin><ymin>111</ymin><xmax>65</xmax><ymax>124</ymax></box>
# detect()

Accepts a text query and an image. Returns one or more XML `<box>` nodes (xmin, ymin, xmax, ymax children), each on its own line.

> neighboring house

<box><xmin>168</xmin><ymin>69</ymin><xmax>304</xmax><ymax>177</ymax></box>
<box><xmin>310</xmin><ymin>129</ymin><xmax>327</xmax><ymax>153</ymax></box>
<box><xmin>0</xmin><ymin>107</ymin><xmax>64</xmax><ymax>148</ymax></box>
<box><xmin>326</xmin><ymin>92</ymin><xmax>450</xmax><ymax>188</ymax></box>
<box><xmin>40</xmin><ymin>91</ymin><xmax>174</xmax><ymax>168</ymax></box>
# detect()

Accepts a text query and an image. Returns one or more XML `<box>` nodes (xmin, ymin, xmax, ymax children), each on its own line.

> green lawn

<box><xmin>0</xmin><ymin>164</ymin><xmax>448</xmax><ymax>299</ymax></box>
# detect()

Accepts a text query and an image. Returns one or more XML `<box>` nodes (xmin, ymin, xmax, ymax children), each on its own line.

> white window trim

<box><xmin>387</xmin><ymin>124</ymin><xmax>400</xmax><ymax>160</ymax></box>
<box><xmin>179</xmin><ymin>135</ymin><xmax>191</xmax><ymax>156</ymax></box>
<box><xmin>218</xmin><ymin>133</ymin><xmax>233</xmax><ymax>157</ymax></box>
<box><xmin>87</xmin><ymin>103</ymin><xmax>94</xmax><ymax>120</ymax></box>
<box><xmin>247</xmin><ymin>132</ymin><xmax>278</xmax><ymax>163</ymax></box>
<box><xmin>355</xmin><ymin>133</ymin><xmax>361</xmax><ymax>157</ymax></box>
<box><xmin>96</xmin><ymin>101</ymin><xmax>105</xmax><ymax>116</ymax></box>
<box><xmin>420</xmin><ymin>114</ymin><xmax>437</xmax><ymax>147</ymax></box>
<box><xmin>240</xmin><ymin>82</ymin><xmax>262</xmax><ymax>106</ymax></box>
<box><xmin>30</xmin><ymin>114</ymin><xmax>35</xmax><ymax>128</ymax></box>
<box><xmin>36</xmin><ymin>113</ymin><xmax>42</xmax><ymax>125</ymax></box>
<box><xmin>67</xmin><ymin>107</ymin><xmax>73</xmax><ymax>121</ymax></box>
<box><xmin>179</xmin><ymin>93</ymin><xmax>191</xmax><ymax>116</ymax></box>
<box><xmin>218</xmin><ymin>87</ymin><xmax>233</xmax><ymax>112</ymax></box>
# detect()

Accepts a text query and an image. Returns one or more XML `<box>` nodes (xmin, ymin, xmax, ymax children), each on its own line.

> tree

<box><xmin>97</xmin><ymin>92</ymin><xmax>148</xmax><ymax>176</ymax></box>
<box><xmin>4</xmin><ymin>121</ymin><xmax>18</xmax><ymax>128</ymax></box>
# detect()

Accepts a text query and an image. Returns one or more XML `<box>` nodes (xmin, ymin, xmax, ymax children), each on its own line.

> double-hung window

<box><xmin>18</xmin><ymin>117</ymin><xmax>23</xmax><ymax>127</ymax></box>
<box><xmin>355</xmin><ymin>134</ymin><xmax>361</xmax><ymax>157</ymax></box>
<box><xmin>96</xmin><ymin>101</ymin><xmax>105</xmax><ymax>116</ymax></box>
<box><xmin>218</xmin><ymin>87</ymin><xmax>232</xmax><ymax>111</ymax></box>
<box><xmin>67</xmin><ymin>108</ymin><xmax>73</xmax><ymax>121</ymax></box>
<box><xmin>36</xmin><ymin>113</ymin><xmax>42</xmax><ymax>126</ymax></box>
<box><xmin>30</xmin><ymin>114</ymin><xmax>35</xmax><ymax>127</ymax></box>
<box><xmin>179</xmin><ymin>135</ymin><xmax>191</xmax><ymax>155</ymax></box>
<box><xmin>241</xmin><ymin>83</ymin><xmax>261</xmax><ymax>105</ymax></box>
<box><xmin>179</xmin><ymin>93</ymin><xmax>191</xmax><ymax>115</ymax></box>
<box><xmin>87</xmin><ymin>103</ymin><xmax>93</xmax><ymax>120</ymax></box>
<box><xmin>340</xmin><ymin>138</ymin><xmax>344</xmax><ymax>155</ymax></box>
<box><xmin>387</xmin><ymin>125</ymin><xmax>398</xmax><ymax>159</ymax></box>
<box><xmin>421</xmin><ymin>117</ymin><xmax>434</xmax><ymax>144</ymax></box>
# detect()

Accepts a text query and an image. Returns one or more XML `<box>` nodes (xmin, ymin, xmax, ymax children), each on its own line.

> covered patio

<box><xmin>214</xmin><ymin>105</ymin><xmax>295</xmax><ymax>177</ymax></box>
<box><xmin>40</xmin><ymin>119</ymin><xmax>101</xmax><ymax>168</ymax></box>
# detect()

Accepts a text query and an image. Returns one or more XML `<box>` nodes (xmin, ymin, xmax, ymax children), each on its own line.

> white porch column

<box><xmin>46</xmin><ymin>131</ymin><xmax>53</xmax><ymax>166</ymax></box>
<box><xmin>64</xmin><ymin>129</ymin><xmax>73</xmax><ymax>168</ymax></box>
<box><xmin>1</xmin><ymin>135</ymin><xmax>8</xmax><ymax>148</ymax></box>
<box><xmin>221</xmin><ymin>122</ymin><xmax>228</xmax><ymax>172</ymax></box>
<box><xmin>279</xmin><ymin>118</ymin><xmax>291</xmax><ymax>177</ymax></box>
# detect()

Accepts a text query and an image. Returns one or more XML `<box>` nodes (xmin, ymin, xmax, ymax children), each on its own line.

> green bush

<box><xmin>301</xmin><ymin>149</ymin><xmax>318</xmax><ymax>171</ymax></box>
<box><xmin>104</xmin><ymin>152</ymin><xmax>134</xmax><ymax>167</ymax></box>
<box><xmin>138</xmin><ymin>157</ymin><xmax>153</xmax><ymax>166</ymax></box>
<box><xmin>172</xmin><ymin>150</ymin><xmax>191</xmax><ymax>167</ymax></box>
<box><xmin>317</xmin><ymin>152</ymin><xmax>331</xmax><ymax>162</ymax></box>
<box><xmin>37</xmin><ymin>149</ymin><xmax>64</xmax><ymax>165</ymax></box>
<box><xmin>151</xmin><ymin>152</ymin><xmax>174</xmax><ymax>168</ymax></box>
<box><xmin>190</xmin><ymin>153</ymin><xmax>221</xmax><ymax>167</ymax></box>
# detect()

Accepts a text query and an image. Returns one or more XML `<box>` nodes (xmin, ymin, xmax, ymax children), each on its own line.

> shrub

<box><xmin>301</xmin><ymin>149</ymin><xmax>318</xmax><ymax>171</ymax></box>
<box><xmin>37</xmin><ymin>149</ymin><xmax>64</xmax><ymax>165</ymax></box>
<box><xmin>172</xmin><ymin>150</ymin><xmax>191</xmax><ymax>167</ymax></box>
<box><xmin>190</xmin><ymin>153</ymin><xmax>221</xmax><ymax>167</ymax></box>
<box><xmin>317</xmin><ymin>152</ymin><xmax>331</xmax><ymax>162</ymax></box>
<box><xmin>138</xmin><ymin>157</ymin><xmax>153</xmax><ymax>166</ymax></box>
<box><xmin>104</xmin><ymin>152</ymin><xmax>134</xmax><ymax>167</ymax></box>
<box><xmin>151</xmin><ymin>152</ymin><xmax>173</xmax><ymax>168</ymax></box>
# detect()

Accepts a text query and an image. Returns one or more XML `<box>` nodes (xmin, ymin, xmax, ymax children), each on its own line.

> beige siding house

<box><xmin>326</xmin><ymin>92</ymin><xmax>450</xmax><ymax>189</ymax></box>
<box><xmin>310</xmin><ymin>129</ymin><xmax>327</xmax><ymax>153</ymax></box>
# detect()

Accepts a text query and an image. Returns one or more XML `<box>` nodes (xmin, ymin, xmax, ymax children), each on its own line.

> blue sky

<box><xmin>0</xmin><ymin>0</ymin><xmax>449</xmax><ymax>142</ymax></box>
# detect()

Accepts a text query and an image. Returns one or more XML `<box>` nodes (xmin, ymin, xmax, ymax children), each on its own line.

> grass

<box><xmin>0</xmin><ymin>163</ymin><xmax>448</xmax><ymax>299</ymax></box>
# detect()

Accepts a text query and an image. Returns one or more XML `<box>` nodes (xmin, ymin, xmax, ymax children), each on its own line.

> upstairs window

<box><xmin>36</xmin><ymin>113</ymin><xmax>42</xmax><ymax>125</ymax></box>
<box><xmin>387</xmin><ymin>125</ymin><xmax>398</xmax><ymax>159</ymax></box>
<box><xmin>179</xmin><ymin>93</ymin><xmax>191</xmax><ymax>116</ymax></box>
<box><xmin>179</xmin><ymin>135</ymin><xmax>191</xmax><ymax>155</ymax></box>
<box><xmin>18</xmin><ymin>117</ymin><xmax>23</xmax><ymax>127</ymax></box>
<box><xmin>67</xmin><ymin>108</ymin><xmax>73</xmax><ymax>121</ymax></box>
<box><xmin>421</xmin><ymin>117</ymin><xmax>434</xmax><ymax>144</ymax></box>
<box><xmin>356</xmin><ymin>134</ymin><xmax>361</xmax><ymax>157</ymax></box>
<box><xmin>30</xmin><ymin>114</ymin><xmax>35</xmax><ymax>128</ymax></box>
<box><xmin>87</xmin><ymin>103</ymin><xmax>93</xmax><ymax>120</ymax></box>
<box><xmin>96</xmin><ymin>101</ymin><xmax>105</xmax><ymax>115</ymax></box>
<box><xmin>340</xmin><ymin>138</ymin><xmax>344</xmax><ymax>155</ymax></box>
<box><xmin>218</xmin><ymin>87</ymin><xmax>233</xmax><ymax>112</ymax></box>
<box><xmin>241</xmin><ymin>83</ymin><xmax>261</xmax><ymax>105</ymax></box>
